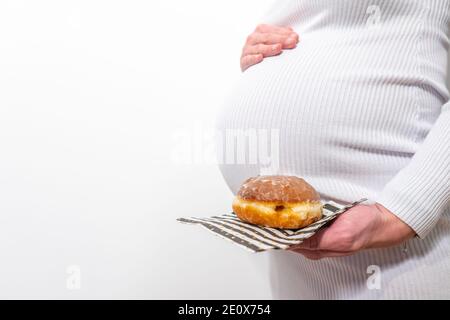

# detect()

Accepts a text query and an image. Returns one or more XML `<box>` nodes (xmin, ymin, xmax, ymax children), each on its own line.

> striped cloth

<box><xmin>177</xmin><ymin>199</ymin><xmax>367</xmax><ymax>253</ymax></box>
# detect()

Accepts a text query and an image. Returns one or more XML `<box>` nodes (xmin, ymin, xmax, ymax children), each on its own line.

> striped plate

<box><xmin>177</xmin><ymin>198</ymin><xmax>367</xmax><ymax>253</ymax></box>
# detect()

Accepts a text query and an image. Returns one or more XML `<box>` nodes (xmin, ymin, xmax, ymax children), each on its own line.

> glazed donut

<box><xmin>232</xmin><ymin>175</ymin><xmax>323</xmax><ymax>229</ymax></box>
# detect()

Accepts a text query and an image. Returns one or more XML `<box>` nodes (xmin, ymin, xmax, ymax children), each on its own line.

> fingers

<box><xmin>289</xmin><ymin>248</ymin><xmax>353</xmax><ymax>260</ymax></box>
<box><xmin>291</xmin><ymin>230</ymin><xmax>355</xmax><ymax>252</ymax></box>
<box><xmin>283</xmin><ymin>33</ymin><xmax>300</xmax><ymax>49</ymax></box>
<box><xmin>254</xmin><ymin>23</ymin><xmax>294</xmax><ymax>35</ymax></box>
<box><xmin>288</xmin><ymin>248</ymin><xmax>322</xmax><ymax>260</ymax></box>
<box><xmin>241</xmin><ymin>24</ymin><xmax>299</xmax><ymax>72</ymax></box>
<box><xmin>291</xmin><ymin>228</ymin><xmax>336</xmax><ymax>251</ymax></box>
<box><xmin>241</xmin><ymin>43</ymin><xmax>282</xmax><ymax>58</ymax></box>
<box><xmin>240</xmin><ymin>54</ymin><xmax>263</xmax><ymax>72</ymax></box>
<box><xmin>246</xmin><ymin>32</ymin><xmax>299</xmax><ymax>48</ymax></box>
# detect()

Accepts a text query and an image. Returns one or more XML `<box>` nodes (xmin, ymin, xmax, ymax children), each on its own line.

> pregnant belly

<box><xmin>216</xmin><ymin>36</ymin><xmax>424</xmax><ymax>198</ymax></box>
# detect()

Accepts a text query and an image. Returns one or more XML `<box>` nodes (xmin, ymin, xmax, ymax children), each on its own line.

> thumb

<box><xmin>290</xmin><ymin>227</ymin><xmax>334</xmax><ymax>251</ymax></box>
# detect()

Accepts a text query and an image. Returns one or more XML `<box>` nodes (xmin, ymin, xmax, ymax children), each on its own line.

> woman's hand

<box><xmin>289</xmin><ymin>203</ymin><xmax>415</xmax><ymax>260</ymax></box>
<box><xmin>240</xmin><ymin>24</ymin><xmax>299</xmax><ymax>72</ymax></box>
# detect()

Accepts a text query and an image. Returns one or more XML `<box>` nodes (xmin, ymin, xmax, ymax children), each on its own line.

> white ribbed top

<box><xmin>216</xmin><ymin>0</ymin><xmax>450</xmax><ymax>299</ymax></box>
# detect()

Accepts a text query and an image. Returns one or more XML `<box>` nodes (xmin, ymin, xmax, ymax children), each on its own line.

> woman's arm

<box><xmin>376</xmin><ymin>101</ymin><xmax>450</xmax><ymax>239</ymax></box>
<box><xmin>291</xmin><ymin>100</ymin><xmax>449</xmax><ymax>259</ymax></box>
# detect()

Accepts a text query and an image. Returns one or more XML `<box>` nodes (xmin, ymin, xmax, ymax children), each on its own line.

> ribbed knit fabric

<box><xmin>216</xmin><ymin>0</ymin><xmax>450</xmax><ymax>299</ymax></box>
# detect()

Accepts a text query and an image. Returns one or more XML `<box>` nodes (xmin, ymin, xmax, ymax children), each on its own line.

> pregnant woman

<box><xmin>216</xmin><ymin>0</ymin><xmax>450</xmax><ymax>299</ymax></box>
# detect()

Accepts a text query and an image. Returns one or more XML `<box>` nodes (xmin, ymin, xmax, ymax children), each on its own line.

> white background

<box><xmin>0</xmin><ymin>0</ymin><xmax>448</xmax><ymax>299</ymax></box>
<box><xmin>0</xmin><ymin>0</ymin><xmax>274</xmax><ymax>299</ymax></box>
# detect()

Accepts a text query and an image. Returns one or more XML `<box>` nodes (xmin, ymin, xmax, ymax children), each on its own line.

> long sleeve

<box><xmin>376</xmin><ymin>101</ymin><xmax>450</xmax><ymax>239</ymax></box>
